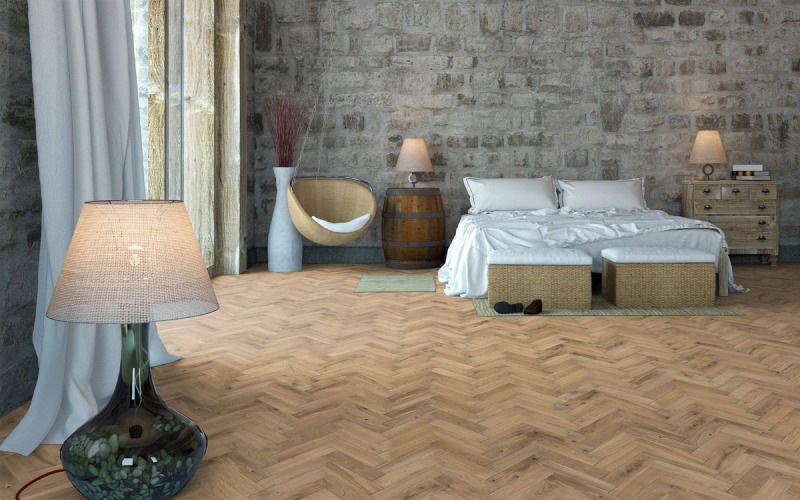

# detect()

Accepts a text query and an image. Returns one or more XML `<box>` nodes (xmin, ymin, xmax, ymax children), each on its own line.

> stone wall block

<box><xmin>481</xmin><ymin>135</ymin><xmax>504</xmax><ymax>148</ymax></box>
<box><xmin>564</xmin><ymin>149</ymin><xmax>589</xmax><ymax>169</ymax></box>
<box><xmin>406</xmin><ymin>4</ymin><xmax>442</xmax><ymax>28</ymax></box>
<box><xmin>342</xmin><ymin>112</ymin><xmax>365</xmax><ymax>131</ymax></box>
<box><xmin>446</xmin><ymin>4</ymin><xmax>478</xmax><ymax>31</ymax></box>
<box><xmin>253</xmin><ymin>2</ymin><xmax>273</xmax><ymax>50</ymax></box>
<box><xmin>703</xmin><ymin>30</ymin><xmax>726</xmax><ymax>41</ymax></box>
<box><xmin>360</xmin><ymin>34</ymin><xmax>393</xmax><ymax>53</ymax></box>
<box><xmin>477</xmin><ymin>5</ymin><xmax>499</xmax><ymax>34</ymax></box>
<box><xmin>501</xmin><ymin>4</ymin><xmax>522</xmax><ymax>33</ymax></box>
<box><xmin>633</xmin><ymin>12</ymin><xmax>675</xmax><ymax>28</ymax></box>
<box><xmin>679</xmin><ymin>11</ymin><xmax>706</xmax><ymax>27</ymax></box>
<box><xmin>507</xmin><ymin>132</ymin><xmax>543</xmax><ymax>147</ymax></box>
<box><xmin>526</xmin><ymin>5</ymin><xmax>560</xmax><ymax>35</ymax></box>
<box><xmin>679</xmin><ymin>60</ymin><xmax>696</xmax><ymax>75</ymax></box>
<box><xmin>276</xmin><ymin>27</ymin><xmax>319</xmax><ymax>54</ymax></box>
<box><xmin>433</xmin><ymin>35</ymin><xmax>461</xmax><ymax>53</ymax></box>
<box><xmin>768</xmin><ymin>113</ymin><xmax>789</xmax><ymax>150</ymax></box>
<box><xmin>563</xmin><ymin>6</ymin><xmax>589</xmax><ymax>33</ymax></box>
<box><xmin>696</xmin><ymin>114</ymin><xmax>726</xmax><ymax>130</ymax></box>
<box><xmin>376</xmin><ymin>3</ymin><xmax>402</xmax><ymax>30</ymax></box>
<box><xmin>451</xmin><ymin>56</ymin><xmax>477</xmax><ymax>69</ymax></box>
<box><xmin>340</xmin><ymin>5</ymin><xmax>374</xmax><ymax>30</ymax></box>
<box><xmin>435</xmin><ymin>73</ymin><xmax>465</xmax><ymax>92</ymax></box>
<box><xmin>396</xmin><ymin>33</ymin><xmax>431</xmax><ymax>52</ymax></box>
<box><xmin>600</xmin><ymin>94</ymin><xmax>630</xmax><ymax>133</ymax></box>
<box><xmin>698</xmin><ymin>60</ymin><xmax>727</xmax><ymax>75</ymax></box>
<box><xmin>592</xmin><ymin>7</ymin><xmax>631</xmax><ymax>34</ymax></box>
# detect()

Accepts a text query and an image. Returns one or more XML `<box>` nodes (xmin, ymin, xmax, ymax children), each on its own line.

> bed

<box><xmin>437</xmin><ymin>177</ymin><xmax>733</xmax><ymax>299</ymax></box>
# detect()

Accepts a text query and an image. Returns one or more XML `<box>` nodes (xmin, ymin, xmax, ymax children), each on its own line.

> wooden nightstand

<box><xmin>381</xmin><ymin>187</ymin><xmax>446</xmax><ymax>269</ymax></box>
<box><xmin>682</xmin><ymin>180</ymin><xmax>779</xmax><ymax>266</ymax></box>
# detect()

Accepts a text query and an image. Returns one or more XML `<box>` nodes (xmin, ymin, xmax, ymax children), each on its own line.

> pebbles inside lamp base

<box><xmin>60</xmin><ymin>324</ymin><xmax>207</xmax><ymax>499</ymax></box>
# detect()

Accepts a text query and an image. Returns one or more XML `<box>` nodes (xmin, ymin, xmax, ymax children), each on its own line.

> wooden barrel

<box><xmin>382</xmin><ymin>187</ymin><xmax>446</xmax><ymax>269</ymax></box>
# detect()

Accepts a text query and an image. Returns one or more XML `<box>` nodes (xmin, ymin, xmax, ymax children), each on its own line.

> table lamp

<box><xmin>395</xmin><ymin>138</ymin><xmax>433</xmax><ymax>188</ymax></box>
<box><xmin>47</xmin><ymin>200</ymin><xmax>218</xmax><ymax>499</ymax></box>
<box><xmin>688</xmin><ymin>130</ymin><xmax>728</xmax><ymax>179</ymax></box>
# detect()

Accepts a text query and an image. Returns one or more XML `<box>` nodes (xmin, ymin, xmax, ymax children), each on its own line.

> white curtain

<box><xmin>1</xmin><ymin>0</ymin><xmax>179</xmax><ymax>455</ymax></box>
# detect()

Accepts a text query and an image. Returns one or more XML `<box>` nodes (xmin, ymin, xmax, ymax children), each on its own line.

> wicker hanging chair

<box><xmin>283</xmin><ymin>35</ymin><xmax>377</xmax><ymax>247</ymax></box>
<box><xmin>287</xmin><ymin>176</ymin><xmax>377</xmax><ymax>246</ymax></box>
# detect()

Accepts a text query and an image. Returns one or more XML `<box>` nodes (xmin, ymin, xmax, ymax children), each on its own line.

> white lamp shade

<box><xmin>395</xmin><ymin>138</ymin><xmax>433</xmax><ymax>173</ymax></box>
<box><xmin>47</xmin><ymin>200</ymin><xmax>219</xmax><ymax>324</ymax></box>
<box><xmin>688</xmin><ymin>130</ymin><xmax>728</xmax><ymax>165</ymax></box>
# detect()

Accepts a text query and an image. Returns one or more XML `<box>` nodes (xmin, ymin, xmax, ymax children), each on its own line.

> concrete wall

<box><xmin>0</xmin><ymin>0</ymin><xmax>40</xmax><ymax>417</ymax></box>
<box><xmin>248</xmin><ymin>0</ymin><xmax>800</xmax><ymax>261</ymax></box>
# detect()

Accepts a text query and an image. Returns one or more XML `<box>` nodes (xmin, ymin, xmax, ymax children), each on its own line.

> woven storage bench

<box><xmin>487</xmin><ymin>248</ymin><xmax>592</xmax><ymax>310</ymax></box>
<box><xmin>601</xmin><ymin>247</ymin><xmax>716</xmax><ymax>308</ymax></box>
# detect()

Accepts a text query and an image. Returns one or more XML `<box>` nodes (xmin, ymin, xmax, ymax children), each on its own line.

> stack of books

<box><xmin>731</xmin><ymin>164</ymin><xmax>770</xmax><ymax>180</ymax></box>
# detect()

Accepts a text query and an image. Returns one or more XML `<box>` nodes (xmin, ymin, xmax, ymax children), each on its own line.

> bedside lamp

<box><xmin>689</xmin><ymin>130</ymin><xmax>728</xmax><ymax>179</ymax></box>
<box><xmin>47</xmin><ymin>200</ymin><xmax>218</xmax><ymax>499</ymax></box>
<box><xmin>395</xmin><ymin>138</ymin><xmax>433</xmax><ymax>188</ymax></box>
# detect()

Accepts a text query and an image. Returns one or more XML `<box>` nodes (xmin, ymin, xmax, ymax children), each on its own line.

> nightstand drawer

<box><xmin>706</xmin><ymin>216</ymin><xmax>777</xmax><ymax>232</ymax></box>
<box><xmin>692</xmin><ymin>185</ymin><xmax>720</xmax><ymax>200</ymax></box>
<box><xmin>693</xmin><ymin>201</ymin><xmax>777</xmax><ymax>216</ymax></box>
<box><xmin>721</xmin><ymin>185</ymin><xmax>749</xmax><ymax>200</ymax></box>
<box><xmin>725</xmin><ymin>232</ymin><xmax>778</xmax><ymax>248</ymax></box>
<box><xmin>751</xmin><ymin>185</ymin><xmax>777</xmax><ymax>200</ymax></box>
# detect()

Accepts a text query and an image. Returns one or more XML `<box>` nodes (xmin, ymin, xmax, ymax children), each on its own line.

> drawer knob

<box><xmin>703</xmin><ymin>205</ymin><xmax>712</xmax><ymax>211</ymax></box>
<box><xmin>758</xmin><ymin>204</ymin><xmax>767</xmax><ymax>210</ymax></box>
<box><xmin>758</xmin><ymin>236</ymin><xmax>767</xmax><ymax>241</ymax></box>
<box><xmin>758</xmin><ymin>220</ymin><xmax>767</xmax><ymax>226</ymax></box>
<box><xmin>762</xmin><ymin>188</ymin><xmax>770</xmax><ymax>194</ymax></box>
<box><xmin>732</xmin><ymin>188</ymin><xmax>740</xmax><ymax>194</ymax></box>
<box><xmin>702</xmin><ymin>188</ymin><xmax>712</xmax><ymax>194</ymax></box>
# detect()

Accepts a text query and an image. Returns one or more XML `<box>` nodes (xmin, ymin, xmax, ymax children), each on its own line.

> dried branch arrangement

<box><xmin>265</xmin><ymin>95</ymin><xmax>307</xmax><ymax>167</ymax></box>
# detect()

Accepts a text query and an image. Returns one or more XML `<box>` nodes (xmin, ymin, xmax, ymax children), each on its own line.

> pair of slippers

<box><xmin>493</xmin><ymin>299</ymin><xmax>543</xmax><ymax>315</ymax></box>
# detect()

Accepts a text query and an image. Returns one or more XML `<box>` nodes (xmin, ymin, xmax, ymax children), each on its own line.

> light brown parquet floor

<box><xmin>2</xmin><ymin>263</ymin><xmax>800</xmax><ymax>499</ymax></box>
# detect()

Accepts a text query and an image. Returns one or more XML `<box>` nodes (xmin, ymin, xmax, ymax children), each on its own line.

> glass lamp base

<box><xmin>60</xmin><ymin>324</ymin><xmax>206</xmax><ymax>499</ymax></box>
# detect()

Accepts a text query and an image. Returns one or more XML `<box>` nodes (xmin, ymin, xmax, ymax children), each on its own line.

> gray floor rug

<box><xmin>355</xmin><ymin>274</ymin><xmax>436</xmax><ymax>292</ymax></box>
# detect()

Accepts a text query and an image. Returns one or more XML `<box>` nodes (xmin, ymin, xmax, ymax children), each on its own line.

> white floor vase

<box><xmin>268</xmin><ymin>167</ymin><xmax>303</xmax><ymax>272</ymax></box>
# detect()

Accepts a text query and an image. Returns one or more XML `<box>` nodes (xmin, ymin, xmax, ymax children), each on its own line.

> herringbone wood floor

<box><xmin>2</xmin><ymin>263</ymin><xmax>800</xmax><ymax>499</ymax></box>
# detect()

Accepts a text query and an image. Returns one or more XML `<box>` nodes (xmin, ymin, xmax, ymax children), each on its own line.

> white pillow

<box><xmin>557</xmin><ymin>178</ymin><xmax>647</xmax><ymax>210</ymax></box>
<box><xmin>463</xmin><ymin>176</ymin><xmax>557</xmax><ymax>213</ymax></box>
<box><xmin>312</xmin><ymin>213</ymin><xmax>371</xmax><ymax>233</ymax></box>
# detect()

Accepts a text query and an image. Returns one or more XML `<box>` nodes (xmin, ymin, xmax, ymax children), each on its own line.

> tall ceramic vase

<box><xmin>268</xmin><ymin>166</ymin><xmax>303</xmax><ymax>272</ymax></box>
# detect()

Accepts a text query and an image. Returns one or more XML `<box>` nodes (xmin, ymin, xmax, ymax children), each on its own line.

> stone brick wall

<box><xmin>0</xmin><ymin>0</ymin><xmax>40</xmax><ymax>417</ymax></box>
<box><xmin>249</xmin><ymin>0</ymin><xmax>800</xmax><ymax>260</ymax></box>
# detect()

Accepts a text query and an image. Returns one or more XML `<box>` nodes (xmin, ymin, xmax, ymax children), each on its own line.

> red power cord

<box><xmin>15</xmin><ymin>469</ymin><xmax>65</xmax><ymax>499</ymax></box>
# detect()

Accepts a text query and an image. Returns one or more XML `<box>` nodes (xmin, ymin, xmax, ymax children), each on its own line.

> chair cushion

<box><xmin>311</xmin><ymin>213</ymin><xmax>371</xmax><ymax>233</ymax></box>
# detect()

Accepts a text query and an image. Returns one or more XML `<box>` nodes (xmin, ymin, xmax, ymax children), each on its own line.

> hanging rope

<box><xmin>293</xmin><ymin>3</ymin><xmax>335</xmax><ymax>182</ymax></box>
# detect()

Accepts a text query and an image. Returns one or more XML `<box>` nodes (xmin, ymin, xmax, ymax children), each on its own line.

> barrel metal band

<box><xmin>382</xmin><ymin>240</ymin><xmax>447</xmax><ymax>248</ymax></box>
<box><xmin>386</xmin><ymin>188</ymin><xmax>441</xmax><ymax>196</ymax></box>
<box><xmin>383</xmin><ymin>212</ymin><xmax>444</xmax><ymax>219</ymax></box>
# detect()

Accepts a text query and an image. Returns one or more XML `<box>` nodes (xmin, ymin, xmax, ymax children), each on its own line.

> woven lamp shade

<box><xmin>47</xmin><ymin>200</ymin><xmax>219</xmax><ymax>324</ymax></box>
<box><xmin>688</xmin><ymin>130</ymin><xmax>728</xmax><ymax>165</ymax></box>
<box><xmin>395</xmin><ymin>138</ymin><xmax>433</xmax><ymax>173</ymax></box>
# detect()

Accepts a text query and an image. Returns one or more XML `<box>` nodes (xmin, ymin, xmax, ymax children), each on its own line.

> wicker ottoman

<box><xmin>487</xmin><ymin>248</ymin><xmax>592</xmax><ymax>310</ymax></box>
<box><xmin>601</xmin><ymin>247</ymin><xmax>716</xmax><ymax>308</ymax></box>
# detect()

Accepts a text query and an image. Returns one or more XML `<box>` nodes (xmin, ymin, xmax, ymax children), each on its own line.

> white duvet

<box><xmin>438</xmin><ymin>208</ymin><xmax>730</xmax><ymax>298</ymax></box>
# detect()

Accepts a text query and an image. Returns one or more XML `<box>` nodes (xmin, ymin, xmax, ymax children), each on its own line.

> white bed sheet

<box><xmin>438</xmin><ymin>209</ymin><xmax>729</xmax><ymax>298</ymax></box>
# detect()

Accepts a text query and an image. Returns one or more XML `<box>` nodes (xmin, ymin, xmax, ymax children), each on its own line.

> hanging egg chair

<box><xmin>287</xmin><ymin>176</ymin><xmax>377</xmax><ymax>246</ymax></box>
